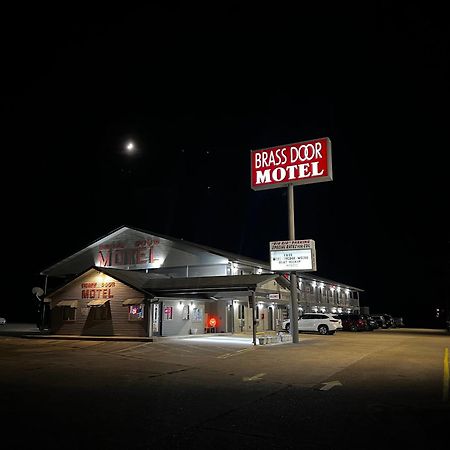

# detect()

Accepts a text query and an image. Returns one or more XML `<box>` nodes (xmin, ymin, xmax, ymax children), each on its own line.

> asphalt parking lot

<box><xmin>1</xmin><ymin>326</ymin><xmax>449</xmax><ymax>449</ymax></box>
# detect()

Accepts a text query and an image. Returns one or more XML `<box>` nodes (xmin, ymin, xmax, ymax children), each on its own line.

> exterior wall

<box><xmin>152</xmin><ymin>264</ymin><xmax>228</xmax><ymax>278</ymax></box>
<box><xmin>296</xmin><ymin>280</ymin><xmax>360</xmax><ymax>314</ymax></box>
<box><xmin>161</xmin><ymin>300</ymin><xmax>206</xmax><ymax>336</ymax></box>
<box><xmin>232</xmin><ymin>298</ymin><xmax>250</xmax><ymax>333</ymax></box>
<box><xmin>49</xmin><ymin>270</ymin><xmax>147</xmax><ymax>337</ymax></box>
<box><xmin>226</xmin><ymin>300</ymin><xmax>288</xmax><ymax>334</ymax></box>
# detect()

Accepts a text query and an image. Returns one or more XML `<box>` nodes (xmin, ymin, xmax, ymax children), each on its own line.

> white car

<box><xmin>283</xmin><ymin>313</ymin><xmax>342</xmax><ymax>335</ymax></box>
<box><xmin>0</xmin><ymin>317</ymin><xmax>6</xmax><ymax>326</ymax></box>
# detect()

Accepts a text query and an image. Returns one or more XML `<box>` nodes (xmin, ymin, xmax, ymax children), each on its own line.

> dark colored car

<box><xmin>370</xmin><ymin>314</ymin><xmax>385</xmax><ymax>328</ymax></box>
<box><xmin>382</xmin><ymin>314</ymin><xmax>395</xmax><ymax>328</ymax></box>
<box><xmin>371</xmin><ymin>314</ymin><xmax>395</xmax><ymax>328</ymax></box>
<box><xmin>361</xmin><ymin>314</ymin><xmax>378</xmax><ymax>330</ymax></box>
<box><xmin>334</xmin><ymin>313</ymin><xmax>368</xmax><ymax>331</ymax></box>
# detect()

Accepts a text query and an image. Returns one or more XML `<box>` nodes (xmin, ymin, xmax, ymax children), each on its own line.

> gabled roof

<box><xmin>41</xmin><ymin>225</ymin><xmax>270</xmax><ymax>277</ymax></box>
<box><xmin>40</xmin><ymin>225</ymin><xmax>363</xmax><ymax>293</ymax></box>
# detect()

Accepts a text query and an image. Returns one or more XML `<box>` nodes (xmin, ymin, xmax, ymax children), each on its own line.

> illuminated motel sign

<box><xmin>251</xmin><ymin>137</ymin><xmax>332</xmax><ymax>343</ymax></box>
<box><xmin>270</xmin><ymin>240</ymin><xmax>317</xmax><ymax>272</ymax></box>
<box><xmin>250</xmin><ymin>137</ymin><xmax>332</xmax><ymax>190</ymax></box>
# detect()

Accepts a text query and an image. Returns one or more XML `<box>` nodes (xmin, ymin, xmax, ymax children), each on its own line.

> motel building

<box><xmin>40</xmin><ymin>226</ymin><xmax>363</xmax><ymax>338</ymax></box>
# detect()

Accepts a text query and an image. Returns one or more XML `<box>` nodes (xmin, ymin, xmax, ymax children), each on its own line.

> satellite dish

<box><xmin>32</xmin><ymin>287</ymin><xmax>44</xmax><ymax>296</ymax></box>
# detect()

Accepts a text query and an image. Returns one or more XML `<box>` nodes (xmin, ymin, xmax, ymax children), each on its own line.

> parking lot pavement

<box><xmin>1</xmin><ymin>328</ymin><xmax>448</xmax><ymax>449</ymax></box>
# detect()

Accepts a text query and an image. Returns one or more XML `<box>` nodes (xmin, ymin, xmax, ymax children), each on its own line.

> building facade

<box><xmin>41</xmin><ymin>226</ymin><xmax>362</xmax><ymax>337</ymax></box>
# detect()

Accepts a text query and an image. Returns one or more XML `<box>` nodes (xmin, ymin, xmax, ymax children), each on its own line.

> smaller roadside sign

<box><xmin>270</xmin><ymin>240</ymin><xmax>317</xmax><ymax>272</ymax></box>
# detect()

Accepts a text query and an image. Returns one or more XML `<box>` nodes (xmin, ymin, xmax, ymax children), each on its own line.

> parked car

<box><xmin>0</xmin><ymin>317</ymin><xmax>6</xmax><ymax>326</ymax></box>
<box><xmin>371</xmin><ymin>314</ymin><xmax>396</xmax><ymax>328</ymax></box>
<box><xmin>334</xmin><ymin>313</ymin><xmax>368</xmax><ymax>331</ymax></box>
<box><xmin>361</xmin><ymin>314</ymin><xmax>379</xmax><ymax>330</ymax></box>
<box><xmin>283</xmin><ymin>313</ymin><xmax>342</xmax><ymax>335</ymax></box>
<box><xmin>393</xmin><ymin>316</ymin><xmax>405</xmax><ymax>327</ymax></box>
<box><xmin>382</xmin><ymin>314</ymin><xmax>396</xmax><ymax>328</ymax></box>
<box><xmin>371</xmin><ymin>314</ymin><xmax>385</xmax><ymax>328</ymax></box>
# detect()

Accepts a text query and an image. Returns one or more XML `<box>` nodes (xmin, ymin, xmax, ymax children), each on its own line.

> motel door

<box><xmin>268</xmin><ymin>307</ymin><xmax>274</xmax><ymax>330</ymax></box>
<box><xmin>153</xmin><ymin>303</ymin><xmax>160</xmax><ymax>335</ymax></box>
<box><xmin>226</xmin><ymin>303</ymin><xmax>233</xmax><ymax>333</ymax></box>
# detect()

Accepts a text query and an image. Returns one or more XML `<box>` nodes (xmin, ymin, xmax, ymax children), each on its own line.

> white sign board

<box><xmin>270</xmin><ymin>240</ymin><xmax>317</xmax><ymax>272</ymax></box>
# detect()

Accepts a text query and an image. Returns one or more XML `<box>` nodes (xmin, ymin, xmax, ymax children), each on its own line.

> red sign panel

<box><xmin>250</xmin><ymin>137</ymin><xmax>333</xmax><ymax>190</ymax></box>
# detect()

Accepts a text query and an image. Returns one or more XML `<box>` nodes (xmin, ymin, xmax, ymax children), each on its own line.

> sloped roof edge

<box><xmin>40</xmin><ymin>224</ymin><xmax>271</xmax><ymax>276</ymax></box>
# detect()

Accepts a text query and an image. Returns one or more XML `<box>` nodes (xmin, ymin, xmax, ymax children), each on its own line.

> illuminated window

<box><xmin>128</xmin><ymin>304</ymin><xmax>144</xmax><ymax>321</ymax></box>
<box><xmin>192</xmin><ymin>307</ymin><xmax>203</xmax><ymax>323</ymax></box>
<box><xmin>164</xmin><ymin>306</ymin><xmax>173</xmax><ymax>320</ymax></box>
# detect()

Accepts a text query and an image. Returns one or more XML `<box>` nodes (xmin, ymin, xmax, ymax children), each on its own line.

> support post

<box><xmin>288</xmin><ymin>183</ymin><xmax>299</xmax><ymax>343</ymax></box>
<box><xmin>250</xmin><ymin>290</ymin><xmax>256</xmax><ymax>346</ymax></box>
<box><xmin>148</xmin><ymin>299</ymin><xmax>154</xmax><ymax>338</ymax></box>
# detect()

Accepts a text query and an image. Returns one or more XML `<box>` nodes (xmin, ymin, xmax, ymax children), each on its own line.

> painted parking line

<box><xmin>217</xmin><ymin>347</ymin><xmax>254</xmax><ymax>359</ymax></box>
<box><xmin>243</xmin><ymin>372</ymin><xmax>266</xmax><ymax>382</ymax></box>
<box><xmin>444</xmin><ymin>347</ymin><xmax>449</xmax><ymax>402</ymax></box>
<box><xmin>114</xmin><ymin>342</ymin><xmax>152</xmax><ymax>353</ymax></box>
<box><xmin>319</xmin><ymin>381</ymin><xmax>342</xmax><ymax>391</ymax></box>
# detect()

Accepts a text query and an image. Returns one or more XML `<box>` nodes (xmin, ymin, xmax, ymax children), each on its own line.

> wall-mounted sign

<box><xmin>270</xmin><ymin>240</ymin><xmax>317</xmax><ymax>272</ymax></box>
<box><xmin>250</xmin><ymin>137</ymin><xmax>332</xmax><ymax>190</ymax></box>
<box><xmin>96</xmin><ymin>238</ymin><xmax>161</xmax><ymax>269</ymax></box>
<box><xmin>268</xmin><ymin>293</ymin><xmax>280</xmax><ymax>300</ymax></box>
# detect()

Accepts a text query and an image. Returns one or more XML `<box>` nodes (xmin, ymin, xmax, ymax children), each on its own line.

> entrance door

<box><xmin>226</xmin><ymin>303</ymin><xmax>233</xmax><ymax>333</ymax></box>
<box><xmin>268</xmin><ymin>307</ymin><xmax>274</xmax><ymax>330</ymax></box>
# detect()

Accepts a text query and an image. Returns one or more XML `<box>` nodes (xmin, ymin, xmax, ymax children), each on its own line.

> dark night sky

<box><xmin>3</xmin><ymin>4</ymin><xmax>449</xmax><ymax>324</ymax></box>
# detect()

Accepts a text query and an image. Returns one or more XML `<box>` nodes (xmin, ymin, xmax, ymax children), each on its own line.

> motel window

<box><xmin>62</xmin><ymin>306</ymin><xmax>75</xmax><ymax>321</ymax></box>
<box><xmin>93</xmin><ymin>306</ymin><xmax>110</xmax><ymax>321</ymax></box>
<box><xmin>192</xmin><ymin>307</ymin><xmax>203</xmax><ymax>323</ymax></box>
<box><xmin>238</xmin><ymin>304</ymin><xmax>245</xmax><ymax>319</ymax></box>
<box><xmin>128</xmin><ymin>304</ymin><xmax>144</xmax><ymax>321</ymax></box>
<box><xmin>164</xmin><ymin>306</ymin><xmax>173</xmax><ymax>320</ymax></box>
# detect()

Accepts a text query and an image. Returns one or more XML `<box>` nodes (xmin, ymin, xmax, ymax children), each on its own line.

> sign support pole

<box><xmin>288</xmin><ymin>183</ymin><xmax>299</xmax><ymax>343</ymax></box>
<box><xmin>250</xmin><ymin>291</ymin><xmax>257</xmax><ymax>346</ymax></box>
